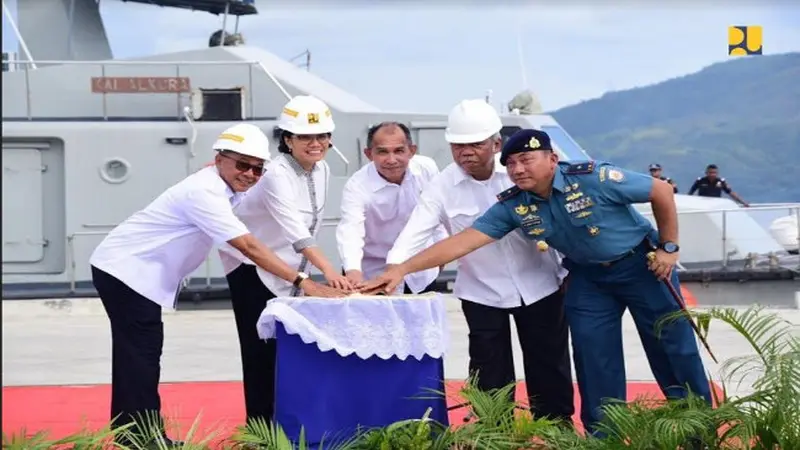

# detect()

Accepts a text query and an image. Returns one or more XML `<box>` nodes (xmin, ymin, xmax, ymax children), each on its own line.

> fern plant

<box><xmin>656</xmin><ymin>305</ymin><xmax>800</xmax><ymax>449</ymax></box>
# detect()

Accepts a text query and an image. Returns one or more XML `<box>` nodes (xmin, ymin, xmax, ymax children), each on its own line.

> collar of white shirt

<box><xmin>365</xmin><ymin>162</ymin><xmax>413</xmax><ymax>193</ymax></box>
<box><xmin>208</xmin><ymin>166</ymin><xmax>243</xmax><ymax>205</ymax></box>
<box><xmin>282</xmin><ymin>153</ymin><xmax>321</xmax><ymax>176</ymax></box>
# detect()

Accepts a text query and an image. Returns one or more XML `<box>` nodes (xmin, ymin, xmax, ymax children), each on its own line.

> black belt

<box><xmin>599</xmin><ymin>240</ymin><xmax>652</xmax><ymax>267</ymax></box>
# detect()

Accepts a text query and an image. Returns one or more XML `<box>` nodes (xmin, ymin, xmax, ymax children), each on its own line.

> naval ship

<box><xmin>2</xmin><ymin>0</ymin><xmax>798</xmax><ymax>308</ymax></box>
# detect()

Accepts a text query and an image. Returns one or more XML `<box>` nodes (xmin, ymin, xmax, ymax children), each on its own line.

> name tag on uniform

<box><xmin>565</xmin><ymin>196</ymin><xmax>594</xmax><ymax>214</ymax></box>
<box><xmin>521</xmin><ymin>214</ymin><xmax>543</xmax><ymax>226</ymax></box>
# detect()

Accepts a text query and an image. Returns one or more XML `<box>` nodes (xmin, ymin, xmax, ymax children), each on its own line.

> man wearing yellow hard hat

<box><xmin>90</xmin><ymin>123</ymin><xmax>343</xmax><ymax>447</ymax></box>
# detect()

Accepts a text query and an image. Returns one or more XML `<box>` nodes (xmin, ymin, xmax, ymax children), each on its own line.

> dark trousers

<box><xmin>91</xmin><ymin>266</ymin><xmax>165</xmax><ymax>436</ymax></box>
<box><xmin>227</xmin><ymin>263</ymin><xmax>278</xmax><ymax>424</ymax></box>
<box><xmin>461</xmin><ymin>290</ymin><xmax>574</xmax><ymax>422</ymax></box>
<box><xmin>564</xmin><ymin>247</ymin><xmax>711</xmax><ymax>435</ymax></box>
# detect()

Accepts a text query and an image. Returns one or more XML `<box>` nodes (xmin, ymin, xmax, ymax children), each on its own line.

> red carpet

<box><xmin>1</xmin><ymin>380</ymin><xmax>712</xmax><ymax>441</ymax></box>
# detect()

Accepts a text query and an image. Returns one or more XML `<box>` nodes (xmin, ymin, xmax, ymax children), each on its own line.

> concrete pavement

<box><xmin>3</xmin><ymin>295</ymin><xmax>798</xmax><ymax>398</ymax></box>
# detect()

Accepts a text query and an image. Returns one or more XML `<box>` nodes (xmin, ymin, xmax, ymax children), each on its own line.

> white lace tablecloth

<box><xmin>256</xmin><ymin>294</ymin><xmax>450</xmax><ymax>361</ymax></box>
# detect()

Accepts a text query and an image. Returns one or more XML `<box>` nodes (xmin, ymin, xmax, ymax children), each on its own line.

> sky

<box><xmin>3</xmin><ymin>0</ymin><xmax>800</xmax><ymax>113</ymax></box>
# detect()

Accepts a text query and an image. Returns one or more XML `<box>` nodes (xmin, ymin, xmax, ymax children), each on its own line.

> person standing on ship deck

<box><xmin>378</xmin><ymin>100</ymin><xmax>574</xmax><ymax>424</ymax></box>
<box><xmin>89</xmin><ymin>123</ymin><xmax>344</xmax><ymax>448</ymax></box>
<box><xmin>336</xmin><ymin>121</ymin><xmax>447</xmax><ymax>294</ymax></box>
<box><xmin>687</xmin><ymin>163</ymin><xmax>749</xmax><ymax>206</ymax></box>
<box><xmin>218</xmin><ymin>95</ymin><xmax>353</xmax><ymax>427</ymax></box>
<box><xmin>648</xmin><ymin>163</ymin><xmax>678</xmax><ymax>194</ymax></box>
<box><xmin>364</xmin><ymin>128</ymin><xmax>712</xmax><ymax>436</ymax></box>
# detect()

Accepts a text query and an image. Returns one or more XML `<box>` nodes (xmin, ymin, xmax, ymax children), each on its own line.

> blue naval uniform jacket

<box><xmin>472</xmin><ymin>161</ymin><xmax>656</xmax><ymax>265</ymax></box>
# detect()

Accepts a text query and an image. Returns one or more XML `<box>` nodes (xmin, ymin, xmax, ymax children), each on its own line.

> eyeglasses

<box><xmin>293</xmin><ymin>133</ymin><xmax>331</xmax><ymax>144</ymax></box>
<box><xmin>220</xmin><ymin>152</ymin><xmax>265</xmax><ymax>176</ymax></box>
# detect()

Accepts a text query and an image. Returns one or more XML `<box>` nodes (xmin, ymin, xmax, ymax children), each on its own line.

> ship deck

<box><xmin>2</xmin><ymin>294</ymin><xmax>799</xmax><ymax>440</ymax></box>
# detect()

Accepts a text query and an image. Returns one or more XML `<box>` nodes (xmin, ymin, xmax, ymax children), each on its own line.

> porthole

<box><xmin>99</xmin><ymin>157</ymin><xmax>131</xmax><ymax>184</ymax></box>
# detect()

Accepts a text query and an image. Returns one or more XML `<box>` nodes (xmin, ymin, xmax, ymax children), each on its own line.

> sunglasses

<box><xmin>220</xmin><ymin>153</ymin><xmax>265</xmax><ymax>176</ymax></box>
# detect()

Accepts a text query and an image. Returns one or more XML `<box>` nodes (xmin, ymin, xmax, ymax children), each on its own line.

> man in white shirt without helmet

<box><xmin>378</xmin><ymin>100</ymin><xmax>575</xmax><ymax>424</ymax></box>
<box><xmin>89</xmin><ymin>123</ymin><xmax>343</xmax><ymax>447</ymax></box>
<box><xmin>336</xmin><ymin>121</ymin><xmax>447</xmax><ymax>294</ymax></box>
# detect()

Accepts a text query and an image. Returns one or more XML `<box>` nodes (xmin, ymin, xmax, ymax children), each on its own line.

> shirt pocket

<box><xmin>370</xmin><ymin>191</ymin><xmax>401</xmax><ymax>222</ymax></box>
<box><xmin>565</xmin><ymin>200</ymin><xmax>603</xmax><ymax>237</ymax></box>
<box><xmin>445</xmin><ymin>205</ymin><xmax>481</xmax><ymax>232</ymax></box>
<box><xmin>518</xmin><ymin>214</ymin><xmax>552</xmax><ymax>241</ymax></box>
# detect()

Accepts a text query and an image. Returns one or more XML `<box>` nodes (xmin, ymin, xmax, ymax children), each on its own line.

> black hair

<box><xmin>706</xmin><ymin>164</ymin><xmax>718</xmax><ymax>170</ymax></box>
<box><xmin>366</xmin><ymin>122</ymin><xmax>413</xmax><ymax>148</ymax></box>
<box><xmin>278</xmin><ymin>130</ymin><xmax>293</xmax><ymax>154</ymax></box>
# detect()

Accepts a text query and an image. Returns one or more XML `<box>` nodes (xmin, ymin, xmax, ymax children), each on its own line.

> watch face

<box><xmin>663</xmin><ymin>242</ymin><xmax>679</xmax><ymax>253</ymax></box>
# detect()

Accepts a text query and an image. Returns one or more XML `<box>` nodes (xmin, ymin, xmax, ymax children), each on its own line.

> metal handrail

<box><xmin>64</xmin><ymin>216</ymin><xmax>343</xmax><ymax>292</ymax></box>
<box><xmin>1</xmin><ymin>1</ymin><xmax>36</xmax><ymax>69</ymax></box>
<box><xmin>255</xmin><ymin>60</ymin><xmax>292</xmax><ymax>101</ymax></box>
<box><xmin>251</xmin><ymin>61</ymin><xmax>350</xmax><ymax>170</ymax></box>
<box><xmin>63</xmin><ymin>204</ymin><xmax>799</xmax><ymax>292</ymax></box>
<box><xmin>5</xmin><ymin>59</ymin><xmax>266</xmax><ymax>66</ymax></box>
<box><xmin>638</xmin><ymin>203</ymin><xmax>800</xmax><ymax>268</ymax></box>
<box><xmin>637</xmin><ymin>203</ymin><xmax>800</xmax><ymax>216</ymax></box>
<box><xmin>329</xmin><ymin>144</ymin><xmax>351</xmax><ymax>174</ymax></box>
<box><xmin>66</xmin><ymin>231</ymin><xmax>111</xmax><ymax>292</ymax></box>
<box><xmin>182</xmin><ymin>106</ymin><xmax>198</xmax><ymax>176</ymax></box>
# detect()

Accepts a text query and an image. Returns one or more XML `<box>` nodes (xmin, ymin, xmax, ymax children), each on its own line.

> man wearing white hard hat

<box><xmin>89</xmin><ymin>123</ymin><xmax>344</xmax><ymax>447</ymax></box>
<box><xmin>381</xmin><ymin>100</ymin><xmax>575</xmax><ymax>424</ymax></box>
<box><xmin>218</xmin><ymin>96</ymin><xmax>352</xmax><ymax>426</ymax></box>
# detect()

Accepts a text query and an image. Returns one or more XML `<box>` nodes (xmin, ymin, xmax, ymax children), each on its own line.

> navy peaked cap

<box><xmin>499</xmin><ymin>129</ymin><xmax>553</xmax><ymax>166</ymax></box>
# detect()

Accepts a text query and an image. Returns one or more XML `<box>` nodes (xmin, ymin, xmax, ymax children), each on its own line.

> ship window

<box><xmin>540</xmin><ymin>125</ymin><xmax>590</xmax><ymax>161</ymax></box>
<box><xmin>99</xmin><ymin>157</ymin><xmax>131</xmax><ymax>184</ymax></box>
<box><xmin>198</xmin><ymin>88</ymin><xmax>244</xmax><ymax>121</ymax></box>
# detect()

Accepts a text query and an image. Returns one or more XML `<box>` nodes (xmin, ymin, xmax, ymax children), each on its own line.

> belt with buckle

<box><xmin>599</xmin><ymin>240</ymin><xmax>650</xmax><ymax>267</ymax></box>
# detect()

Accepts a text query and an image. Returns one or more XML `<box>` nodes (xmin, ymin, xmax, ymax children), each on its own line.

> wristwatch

<box><xmin>292</xmin><ymin>272</ymin><xmax>309</xmax><ymax>288</ymax></box>
<box><xmin>659</xmin><ymin>241</ymin><xmax>680</xmax><ymax>253</ymax></box>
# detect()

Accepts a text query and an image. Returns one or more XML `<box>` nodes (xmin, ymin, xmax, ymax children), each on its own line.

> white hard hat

<box><xmin>444</xmin><ymin>99</ymin><xmax>503</xmax><ymax>144</ymax></box>
<box><xmin>212</xmin><ymin>123</ymin><xmax>271</xmax><ymax>161</ymax></box>
<box><xmin>277</xmin><ymin>95</ymin><xmax>336</xmax><ymax>135</ymax></box>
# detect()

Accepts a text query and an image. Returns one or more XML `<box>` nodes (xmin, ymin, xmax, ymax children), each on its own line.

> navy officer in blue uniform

<box><xmin>361</xmin><ymin>129</ymin><xmax>712</xmax><ymax>434</ymax></box>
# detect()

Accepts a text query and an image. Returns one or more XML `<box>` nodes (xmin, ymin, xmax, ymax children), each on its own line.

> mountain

<box><xmin>550</xmin><ymin>52</ymin><xmax>800</xmax><ymax>204</ymax></box>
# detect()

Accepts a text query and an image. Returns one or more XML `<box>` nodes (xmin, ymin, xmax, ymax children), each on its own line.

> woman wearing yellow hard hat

<box><xmin>217</xmin><ymin>95</ymin><xmax>351</xmax><ymax>427</ymax></box>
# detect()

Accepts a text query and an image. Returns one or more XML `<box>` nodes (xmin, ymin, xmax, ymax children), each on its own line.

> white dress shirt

<box><xmin>336</xmin><ymin>155</ymin><xmax>447</xmax><ymax>294</ymax></box>
<box><xmin>219</xmin><ymin>153</ymin><xmax>330</xmax><ymax>297</ymax></box>
<box><xmin>386</xmin><ymin>155</ymin><xmax>568</xmax><ymax>309</ymax></box>
<box><xmin>90</xmin><ymin>167</ymin><xmax>250</xmax><ymax>309</ymax></box>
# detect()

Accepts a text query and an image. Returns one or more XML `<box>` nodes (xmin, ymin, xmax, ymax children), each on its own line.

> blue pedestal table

<box><xmin>256</xmin><ymin>293</ymin><xmax>450</xmax><ymax>448</ymax></box>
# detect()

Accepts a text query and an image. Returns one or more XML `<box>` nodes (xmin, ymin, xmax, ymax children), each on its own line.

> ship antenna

<box><xmin>515</xmin><ymin>19</ymin><xmax>529</xmax><ymax>90</ymax></box>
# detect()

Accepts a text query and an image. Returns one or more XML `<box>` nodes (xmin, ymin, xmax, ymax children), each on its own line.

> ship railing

<box><xmin>4</xmin><ymin>58</ymin><xmax>350</xmax><ymax>173</ymax></box>
<box><xmin>64</xmin><ymin>205</ymin><xmax>799</xmax><ymax>293</ymax></box>
<box><xmin>638</xmin><ymin>203</ymin><xmax>800</xmax><ymax>269</ymax></box>
<box><xmin>65</xmin><ymin>218</ymin><xmax>341</xmax><ymax>293</ymax></box>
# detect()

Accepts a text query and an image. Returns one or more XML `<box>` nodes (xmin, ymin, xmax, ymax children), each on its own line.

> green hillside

<box><xmin>550</xmin><ymin>52</ymin><xmax>800</xmax><ymax>203</ymax></box>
